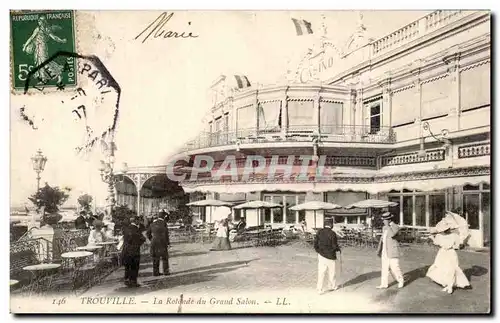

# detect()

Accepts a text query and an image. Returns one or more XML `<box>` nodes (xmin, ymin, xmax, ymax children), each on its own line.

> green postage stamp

<box><xmin>10</xmin><ymin>10</ymin><xmax>77</xmax><ymax>91</ymax></box>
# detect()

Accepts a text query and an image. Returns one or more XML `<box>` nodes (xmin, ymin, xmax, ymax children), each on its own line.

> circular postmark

<box><xmin>23</xmin><ymin>51</ymin><xmax>121</xmax><ymax>154</ymax></box>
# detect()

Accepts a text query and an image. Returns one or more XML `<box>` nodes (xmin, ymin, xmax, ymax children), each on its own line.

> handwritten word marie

<box><xmin>135</xmin><ymin>12</ymin><xmax>198</xmax><ymax>43</ymax></box>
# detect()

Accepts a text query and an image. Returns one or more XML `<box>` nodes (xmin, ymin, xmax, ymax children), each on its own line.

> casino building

<box><xmin>116</xmin><ymin>10</ymin><xmax>491</xmax><ymax>248</ymax></box>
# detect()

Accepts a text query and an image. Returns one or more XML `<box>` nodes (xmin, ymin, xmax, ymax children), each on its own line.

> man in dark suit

<box><xmin>75</xmin><ymin>211</ymin><xmax>87</xmax><ymax>229</ymax></box>
<box><xmin>122</xmin><ymin>217</ymin><xmax>146</xmax><ymax>287</ymax></box>
<box><xmin>314</xmin><ymin>217</ymin><xmax>341</xmax><ymax>294</ymax></box>
<box><xmin>147</xmin><ymin>212</ymin><xmax>170</xmax><ymax>276</ymax></box>
<box><xmin>235</xmin><ymin>217</ymin><xmax>247</xmax><ymax>233</ymax></box>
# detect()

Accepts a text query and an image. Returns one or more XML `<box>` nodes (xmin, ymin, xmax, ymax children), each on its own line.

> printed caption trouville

<box><xmin>78</xmin><ymin>296</ymin><xmax>290</xmax><ymax>306</ymax></box>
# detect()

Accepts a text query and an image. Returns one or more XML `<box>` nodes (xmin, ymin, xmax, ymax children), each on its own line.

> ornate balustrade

<box><xmin>179</xmin><ymin>125</ymin><xmax>395</xmax><ymax>153</ymax></box>
<box><xmin>371</xmin><ymin>10</ymin><xmax>469</xmax><ymax>57</ymax></box>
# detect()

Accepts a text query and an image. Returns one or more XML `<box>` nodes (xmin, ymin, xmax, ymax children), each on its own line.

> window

<box><xmin>258</xmin><ymin>101</ymin><xmax>281</xmax><ymax>131</ymax></box>
<box><xmin>388</xmin><ymin>196</ymin><xmax>400</xmax><ymax>224</ymax></box>
<box><xmin>320</xmin><ymin>101</ymin><xmax>343</xmax><ymax>134</ymax></box>
<box><xmin>237</xmin><ymin>105</ymin><xmax>256</xmax><ymax>134</ymax></box>
<box><xmin>364</xmin><ymin>99</ymin><xmax>382</xmax><ymax>134</ymax></box>
<box><xmin>482</xmin><ymin>192</ymin><xmax>490</xmax><ymax>246</ymax></box>
<box><xmin>391</xmin><ymin>86</ymin><xmax>416</xmax><ymax>126</ymax></box>
<box><xmin>421</xmin><ymin>76</ymin><xmax>450</xmax><ymax>119</ymax></box>
<box><xmin>463</xmin><ymin>194</ymin><xmax>480</xmax><ymax>230</ymax></box>
<box><xmin>298</xmin><ymin>195</ymin><xmax>306</xmax><ymax>222</ymax></box>
<box><xmin>463</xmin><ymin>184</ymin><xmax>480</xmax><ymax>191</ymax></box>
<box><xmin>288</xmin><ymin>100</ymin><xmax>314</xmax><ymax>126</ymax></box>
<box><xmin>335</xmin><ymin>216</ymin><xmax>345</xmax><ymax>224</ymax></box>
<box><xmin>346</xmin><ymin>216</ymin><xmax>358</xmax><ymax>224</ymax></box>
<box><xmin>429</xmin><ymin>194</ymin><xmax>446</xmax><ymax>226</ymax></box>
<box><xmin>263</xmin><ymin>196</ymin><xmax>272</xmax><ymax>223</ymax></box>
<box><xmin>415</xmin><ymin>196</ymin><xmax>426</xmax><ymax>226</ymax></box>
<box><xmin>285</xmin><ymin>196</ymin><xmax>296</xmax><ymax>223</ymax></box>
<box><xmin>402</xmin><ymin>196</ymin><xmax>413</xmax><ymax>226</ymax></box>
<box><xmin>272</xmin><ymin>206</ymin><xmax>283</xmax><ymax>223</ymax></box>
<box><xmin>262</xmin><ymin>194</ymin><xmax>305</xmax><ymax>224</ymax></box>
<box><xmin>460</xmin><ymin>62</ymin><xmax>490</xmax><ymax>111</ymax></box>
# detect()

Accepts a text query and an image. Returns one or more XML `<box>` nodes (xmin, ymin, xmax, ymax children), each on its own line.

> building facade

<box><xmin>126</xmin><ymin>11</ymin><xmax>491</xmax><ymax>248</ymax></box>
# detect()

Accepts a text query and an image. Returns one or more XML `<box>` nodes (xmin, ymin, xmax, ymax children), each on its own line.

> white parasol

<box><xmin>434</xmin><ymin>211</ymin><xmax>470</xmax><ymax>244</ymax></box>
<box><xmin>186</xmin><ymin>199</ymin><xmax>234</xmax><ymax>224</ymax></box>
<box><xmin>290</xmin><ymin>201</ymin><xmax>342</xmax><ymax>230</ymax></box>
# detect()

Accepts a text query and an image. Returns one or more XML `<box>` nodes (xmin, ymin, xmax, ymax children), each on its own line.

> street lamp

<box><xmin>31</xmin><ymin>149</ymin><xmax>47</xmax><ymax>191</ymax></box>
<box><xmin>418</xmin><ymin>121</ymin><xmax>451</xmax><ymax>158</ymax></box>
<box><xmin>99</xmin><ymin>137</ymin><xmax>127</xmax><ymax>221</ymax></box>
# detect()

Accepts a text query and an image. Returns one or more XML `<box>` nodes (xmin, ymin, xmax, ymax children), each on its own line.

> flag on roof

<box><xmin>292</xmin><ymin>18</ymin><xmax>313</xmax><ymax>36</ymax></box>
<box><xmin>234</xmin><ymin>75</ymin><xmax>251</xmax><ymax>89</ymax></box>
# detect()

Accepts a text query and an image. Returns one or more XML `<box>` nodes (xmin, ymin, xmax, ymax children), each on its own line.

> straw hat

<box><xmin>381</xmin><ymin>212</ymin><xmax>393</xmax><ymax>220</ymax></box>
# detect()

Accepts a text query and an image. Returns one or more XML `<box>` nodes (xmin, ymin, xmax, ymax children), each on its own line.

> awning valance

<box><xmin>181</xmin><ymin>175</ymin><xmax>490</xmax><ymax>195</ymax></box>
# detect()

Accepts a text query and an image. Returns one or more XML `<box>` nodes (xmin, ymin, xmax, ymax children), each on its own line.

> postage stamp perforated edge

<box><xmin>10</xmin><ymin>9</ymin><xmax>87</xmax><ymax>96</ymax></box>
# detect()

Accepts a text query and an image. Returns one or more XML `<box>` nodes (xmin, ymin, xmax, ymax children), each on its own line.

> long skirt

<box><xmin>211</xmin><ymin>237</ymin><xmax>231</xmax><ymax>251</ymax></box>
<box><xmin>426</xmin><ymin>248</ymin><xmax>470</xmax><ymax>288</ymax></box>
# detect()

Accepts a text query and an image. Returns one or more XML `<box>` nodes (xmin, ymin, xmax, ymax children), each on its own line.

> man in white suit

<box><xmin>376</xmin><ymin>212</ymin><xmax>404</xmax><ymax>289</ymax></box>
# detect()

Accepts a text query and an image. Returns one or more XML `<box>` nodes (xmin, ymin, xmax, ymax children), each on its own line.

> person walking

<box><xmin>210</xmin><ymin>218</ymin><xmax>232</xmax><ymax>251</ymax></box>
<box><xmin>426</xmin><ymin>211</ymin><xmax>470</xmax><ymax>294</ymax></box>
<box><xmin>314</xmin><ymin>217</ymin><xmax>341</xmax><ymax>294</ymax></box>
<box><xmin>146</xmin><ymin>212</ymin><xmax>171</xmax><ymax>276</ymax></box>
<box><xmin>376</xmin><ymin>212</ymin><xmax>404</xmax><ymax>289</ymax></box>
<box><xmin>122</xmin><ymin>217</ymin><xmax>146</xmax><ymax>287</ymax></box>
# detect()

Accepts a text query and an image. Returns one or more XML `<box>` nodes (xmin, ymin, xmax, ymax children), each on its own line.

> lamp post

<box><xmin>418</xmin><ymin>121</ymin><xmax>451</xmax><ymax>158</ymax></box>
<box><xmin>99</xmin><ymin>137</ymin><xmax>128</xmax><ymax>222</ymax></box>
<box><xmin>31</xmin><ymin>149</ymin><xmax>47</xmax><ymax>191</ymax></box>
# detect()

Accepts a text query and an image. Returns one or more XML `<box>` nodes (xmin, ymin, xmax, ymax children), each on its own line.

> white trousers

<box><xmin>380</xmin><ymin>254</ymin><xmax>403</xmax><ymax>287</ymax></box>
<box><xmin>317</xmin><ymin>254</ymin><xmax>336</xmax><ymax>291</ymax></box>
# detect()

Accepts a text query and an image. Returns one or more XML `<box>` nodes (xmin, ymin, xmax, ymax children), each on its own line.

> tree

<box><xmin>77</xmin><ymin>194</ymin><xmax>93</xmax><ymax>212</ymax></box>
<box><xmin>112</xmin><ymin>205</ymin><xmax>137</xmax><ymax>233</ymax></box>
<box><xmin>28</xmin><ymin>183</ymin><xmax>71</xmax><ymax>225</ymax></box>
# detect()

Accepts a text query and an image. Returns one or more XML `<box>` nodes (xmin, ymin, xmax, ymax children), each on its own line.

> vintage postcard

<box><xmin>9</xmin><ymin>10</ymin><xmax>491</xmax><ymax>314</ymax></box>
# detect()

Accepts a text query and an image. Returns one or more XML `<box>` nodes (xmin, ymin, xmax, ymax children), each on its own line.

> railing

<box><xmin>179</xmin><ymin>125</ymin><xmax>395</xmax><ymax>153</ymax></box>
<box><xmin>10</xmin><ymin>237</ymin><xmax>53</xmax><ymax>276</ymax></box>
<box><xmin>371</xmin><ymin>10</ymin><xmax>469</xmax><ymax>57</ymax></box>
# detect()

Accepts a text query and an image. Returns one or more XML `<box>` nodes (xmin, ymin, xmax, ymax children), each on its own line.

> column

<box><xmin>412</xmin><ymin>195</ymin><xmax>416</xmax><ymax>227</ymax></box>
<box><xmin>313</xmin><ymin>94</ymin><xmax>321</xmax><ymax>133</ymax></box>
<box><xmin>414</xmin><ymin>78</ymin><xmax>423</xmax><ymax>144</ymax></box>
<box><xmin>345</xmin><ymin>89</ymin><xmax>355</xmax><ymax>128</ymax></box>
<box><xmin>380</xmin><ymin>80</ymin><xmax>392</xmax><ymax>128</ymax></box>
<box><xmin>355</xmin><ymin>88</ymin><xmax>364</xmax><ymax>135</ymax></box>
<box><xmin>479</xmin><ymin>191</ymin><xmax>484</xmax><ymax>248</ymax></box>
<box><xmin>350</xmin><ymin>90</ymin><xmax>357</xmax><ymax>138</ymax></box>
<box><xmin>281</xmin><ymin>92</ymin><xmax>289</xmax><ymax>137</ymax></box>
<box><xmin>254</xmin><ymin>91</ymin><xmax>259</xmax><ymax>135</ymax></box>
<box><xmin>446</xmin><ymin>53</ymin><xmax>461</xmax><ymax>131</ymax></box>
<box><xmin>136</xmin><ymin>189</ymin><xmax>141</xmax><ymax>217</ymax></box>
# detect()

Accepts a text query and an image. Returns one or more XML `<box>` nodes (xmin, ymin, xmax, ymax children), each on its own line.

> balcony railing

<box><xmin>178</xmin><ymin>125</ymin><xmax>395</xmax><ymax>153</ymax></box>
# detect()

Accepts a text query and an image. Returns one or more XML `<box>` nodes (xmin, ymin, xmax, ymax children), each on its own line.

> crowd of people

<box><xmin>313</xmin><ymin>209</ymin><xmax>471</xmax><ymax>295</ymax></box>
<box><xmin>73</xmin><ymin>206</ymin><xmax>473</xmax><ymax>293</ymax></box>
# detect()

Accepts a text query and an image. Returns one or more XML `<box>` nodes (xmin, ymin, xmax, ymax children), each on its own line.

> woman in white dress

<box><xmin>426</xmin><ymin>218</ymin><xmax>470</xmax><ymax>294</ymax></box>
<box><xmin>210</xmin><ymin>218</ymin><xmax>232</xmax><ymax>251</ymax></box>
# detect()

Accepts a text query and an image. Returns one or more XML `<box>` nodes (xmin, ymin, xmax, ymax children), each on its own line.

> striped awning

<box><xmin>181</xmin><ymin>175</ymin><xmax>490</xmax><ymax>194</ymax></box>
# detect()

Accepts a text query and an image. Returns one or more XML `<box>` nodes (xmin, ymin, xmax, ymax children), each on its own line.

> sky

<box><xmin>10</xmin><ymin>10</ymin><xmax>430</xmax><ymax>207</ymax></box>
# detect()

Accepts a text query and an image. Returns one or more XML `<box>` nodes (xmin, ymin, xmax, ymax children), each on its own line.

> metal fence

<box><xmin>179</xmin><ymin>125</ymin><xmax>396</xmax><ymax>153</ymax></box>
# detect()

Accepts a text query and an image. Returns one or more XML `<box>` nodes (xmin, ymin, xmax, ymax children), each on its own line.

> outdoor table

<box><xmin>96</xmin><ymin>241</ymin><xmax>119</xmax><ymax>259</ymax></box>
<box><xmin>61</xmin><ymin>251</ymin><xmax>93</xmax><ymax>290</ymax></box>
<box><xmin>23</xmin><ymin>263</ymin><xmax>61</xmax><ymax>293</ymax></box>
<box><xmin>76</xmin><ymin>245</ymin><xmax>103</xmax><ymax>263</ymax></box>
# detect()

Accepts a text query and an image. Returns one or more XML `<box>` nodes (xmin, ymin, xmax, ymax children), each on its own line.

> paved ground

<box><xmin>81</xmin><ymin>242</ymin><xmax>490</xmax><ymax>314</ymax></box>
